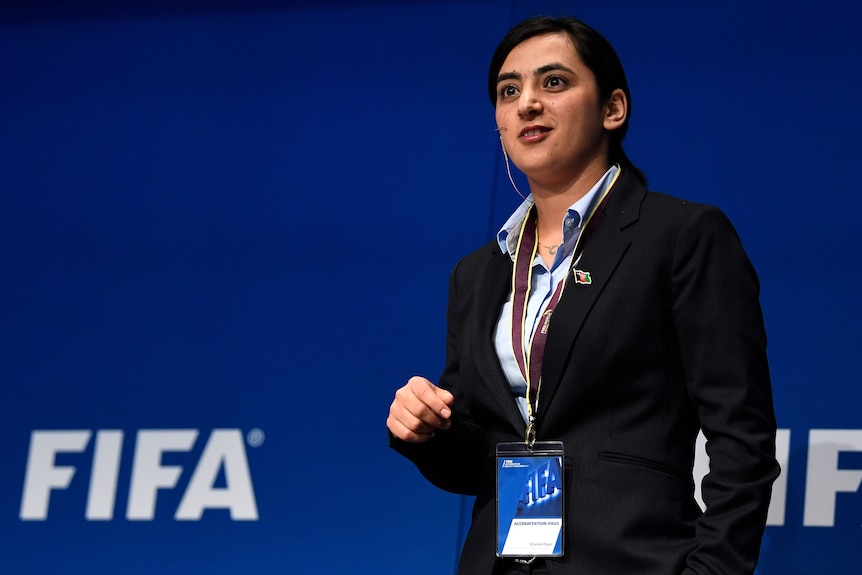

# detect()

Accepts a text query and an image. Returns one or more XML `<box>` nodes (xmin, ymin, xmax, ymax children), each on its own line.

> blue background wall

<box><xmin>2</xmin><ymin>1</ymin><xmax>860</xmax><ymax>573</ymax></box>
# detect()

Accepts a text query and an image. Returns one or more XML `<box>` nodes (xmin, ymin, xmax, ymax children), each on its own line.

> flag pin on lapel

<box><xmin>574</xmin><ymin>269</ymin><xmax>592</xmax><ymax>285</ymax></box>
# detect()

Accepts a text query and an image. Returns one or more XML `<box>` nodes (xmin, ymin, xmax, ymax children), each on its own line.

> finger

<box><xmin>408</xmin><ymin>376</ymin><xmax>453</xmax><ymax>421</ymax></box>
<box><xmin>434</xmin><ymin>387</ymin><xmax>455</xmax><ymax>409</ymax></box>
<box><xmin>394</xmin><ymin>385</ymin><xmax>450</xmax><ymax>430</ymax></box>
<box><xmin>386</xmin><ymin>411</ymin><xmax>437</xmax><ymax>443</ymax></box>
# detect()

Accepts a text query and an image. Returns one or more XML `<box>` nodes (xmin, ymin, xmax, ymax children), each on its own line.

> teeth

<box><xmin>522</xmin><ymin>129</ymin><xmax>544</xmax><ymax>137</ymax></box>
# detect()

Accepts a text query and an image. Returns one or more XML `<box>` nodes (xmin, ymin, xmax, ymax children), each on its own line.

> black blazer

<box><xmin>393</xmin><ymin>169</ymin><xmax>779</xmax><ymax>574</ymax></box>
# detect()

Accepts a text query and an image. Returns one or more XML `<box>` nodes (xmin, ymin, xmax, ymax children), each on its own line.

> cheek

<box><xmin>495</xmin><ymin>109</ymin><xmax>506</xmax><ymax>130</ymax></box>
<box><xmin>496</xmin><ymin>115</ymin><xmax>516</xmax><ymax>146</ymax></box>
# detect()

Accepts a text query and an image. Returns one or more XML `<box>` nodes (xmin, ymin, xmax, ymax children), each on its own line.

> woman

<box><xmin>387</xmin><ymin>16</ymin><xmax>778</xmax><ymax>575</ymax></box>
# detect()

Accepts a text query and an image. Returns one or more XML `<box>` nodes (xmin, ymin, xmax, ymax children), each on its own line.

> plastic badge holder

<box><xmin>496</xmin><ymin>441</ymin><xmax>564</xmax><ymax>558</ymax></box>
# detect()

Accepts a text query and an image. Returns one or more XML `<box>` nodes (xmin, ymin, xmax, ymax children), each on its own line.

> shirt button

<box><xmin>564</xmin><ymin>217</ymin><xmax>575</xmax><ymax>229</ymax></box>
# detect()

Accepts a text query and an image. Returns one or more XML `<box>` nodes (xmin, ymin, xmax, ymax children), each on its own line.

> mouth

<box><xmin>519</xmin><ymin>126</ymin><xmax>551</xmax><ymax>140</ymax></box>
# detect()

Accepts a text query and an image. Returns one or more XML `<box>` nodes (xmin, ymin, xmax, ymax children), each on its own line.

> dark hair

<box><xmin>488</xmin><ymin>16</ymin><xmax>646</xmax><ymax>185</ymax></box>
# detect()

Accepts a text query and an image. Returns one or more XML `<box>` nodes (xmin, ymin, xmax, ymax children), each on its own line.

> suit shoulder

<box><xmin>451</xmin><ymin>239</ymin><xmax>503</xmax><ymax>271</ymax></box>
<box><xmin>642</xmin><ymin>190</ymin><xmax>720</xmax><ymax>215</ymax></box>
<box><xmin>447</xmin><ymin>239</ymin><xmax>509</xmax><ymax>292</ymax></box>
<box><xmin>641</xmin><ymin>191</ymin><xmax>735</xmax><ymax>231</ymax></box>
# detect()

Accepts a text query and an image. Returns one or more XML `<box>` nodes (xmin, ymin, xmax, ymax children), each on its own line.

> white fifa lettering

<box><xmin>175</xmin><ymin>429</ymin><xmax>259</xmax><ymax>520</ymax></box>
<box><xmin>766</xmin><ymin>429</ymin><xmax>791</xmax><ymax>526</ymax></box>
<box><xmin>692</xmin><ymin>430</ymin><xmax>708</xmax><ymax>512</ymax></box>
<box><xmin>695</xmin><ymin>429</ymin><xmax>790</xmax><ymax>526</ymax></box>
<box><xmin>803</xmin><ymin>429</ymin><xmax>862</xmax><ymax>527</ymax></box>
<box><xmin>20</xmin><ymin>430</ymin><xmax>91</xmax><ymax>520</ymax></box>
<box><xmin>86</xmin><ymin>430</ymin><xmax>124</xmax><ymax>520</ymax></box>
<box><xmin>19</xmin><ymin>428</ymin><xmax>259</xmax><ymax>521</ymax></box>
<box><xmin>18</xmin><ymin>426</ymin><xmax>862</xmax><ymax>526</ymax></box>
<box><xmin>126</xmin><ymin>430</ymin><xmax>198</xmax><ymax>520</ymax></box>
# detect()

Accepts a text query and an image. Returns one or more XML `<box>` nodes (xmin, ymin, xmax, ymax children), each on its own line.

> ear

<box><xmin>603</xmin><ymin>88</ymin><xmax>627</xmax><ymax>131</ymax></box>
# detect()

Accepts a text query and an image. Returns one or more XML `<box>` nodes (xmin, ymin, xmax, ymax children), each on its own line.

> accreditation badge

<box><xmin>496</xmin><ymin>441</ymin><xmax>564</xmax><ymax>558</ymax></box>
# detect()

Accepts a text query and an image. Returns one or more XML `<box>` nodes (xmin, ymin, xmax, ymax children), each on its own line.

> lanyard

<box><xmin>509</xmin><ymin>170</ymin><xmax>619</xmax><ymax>446</ymax></box>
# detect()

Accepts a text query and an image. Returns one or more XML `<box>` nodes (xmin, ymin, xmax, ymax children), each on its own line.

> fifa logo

<box><xmin>516</xmin><ymin>457</ymin><xmax>562</xmax><ymax>517</ymax></box>
<box><xmin>19</xmin><ymin>428</ymin><xmax>259</xmax><ymax>521</ymax></box>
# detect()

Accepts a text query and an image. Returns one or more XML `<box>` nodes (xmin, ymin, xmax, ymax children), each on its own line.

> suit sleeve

<box><xmin>389</xmin><ymin>258</ymin><xmax>487</xmax><ymax>495</ymax></box>
<box><xmin>671</xmin><ymin>206</ymin><xmax>779</xmax><ymax>574</ymax></box>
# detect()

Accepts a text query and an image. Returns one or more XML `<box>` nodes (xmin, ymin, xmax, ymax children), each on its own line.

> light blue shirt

<box><xmin>493</xmin><ymin>165</ymin><xmax>619</xmax><ymax>423</ymax></box>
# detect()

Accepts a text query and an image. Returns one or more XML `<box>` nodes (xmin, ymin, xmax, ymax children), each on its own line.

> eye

<box><xmin>544</xmin><ymin>75</ymin><xmax>568</xmax><ymax>90</ymax></box>
<box><xmin>498</xmin><ymin>84</ymin><xmax>520</xmax><ymax>100</ymax></box>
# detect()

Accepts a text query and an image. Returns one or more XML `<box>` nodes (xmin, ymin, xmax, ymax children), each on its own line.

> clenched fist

<box><xmin>387</xmin><ymin>376</ymin><xmax>455</xmax><ymax>443</ymax></box>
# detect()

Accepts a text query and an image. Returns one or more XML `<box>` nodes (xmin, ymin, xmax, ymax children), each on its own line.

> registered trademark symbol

<box><xmin>246</xmin><ymin>428</ymin><xmax>265</xmax><ymax>447</ymax></box>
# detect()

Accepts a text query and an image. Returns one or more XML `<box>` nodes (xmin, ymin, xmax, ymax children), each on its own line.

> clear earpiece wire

<box><xmin>500</xmin><ymin>137</ymin><xmax>528</xmax><ymax>201</ymax></box>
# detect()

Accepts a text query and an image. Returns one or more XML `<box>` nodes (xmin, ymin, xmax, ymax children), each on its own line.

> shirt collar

<box><xmin>496</xmin><ymin>164</ymin><xmax>620</xmax><ymax>258</ymax></box>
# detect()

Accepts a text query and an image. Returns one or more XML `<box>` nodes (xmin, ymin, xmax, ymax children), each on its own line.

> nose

<box><xmin>517</xmin><ymin>86</ymin><xmax>542</xmax><ymax>117</ymax></box>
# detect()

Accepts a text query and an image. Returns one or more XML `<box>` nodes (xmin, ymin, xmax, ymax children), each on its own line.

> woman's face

<box><xmin>494</xmin><ymin>33</ymin><xmax>615</xmax><ymax>188</ymax></box>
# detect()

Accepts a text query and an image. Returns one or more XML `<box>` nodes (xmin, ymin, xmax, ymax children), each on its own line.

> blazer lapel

<box><xmin>538</xmin><ymin>171</ymin><xmax>645</xmax><ymax>417</ymax></box>
<box><xmin>474</xmin><ymin>245</ymin><xmax>530</xmax><ymax>433</ymax></box>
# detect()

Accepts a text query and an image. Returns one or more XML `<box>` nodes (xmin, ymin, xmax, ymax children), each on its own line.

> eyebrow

<box><xmin>536</xmin><ymin>62</ymin><xmax>575</xmax><ymax>76</ymax></box>
<box><xmin>496</xmin><ymin>71</ymin><xmax>522</xmax><ymax>84</ymax></box>
<box><xmin>496</xmin><ymin>62</ymin><xmax>576</xmax><ymax>85</ymax></box>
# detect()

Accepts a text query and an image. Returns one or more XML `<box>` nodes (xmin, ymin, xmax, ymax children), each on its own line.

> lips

<box><xmin>519</xmin><ymin>125</ymin><xmax>551</xmax><ymax>141</ymax></box>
